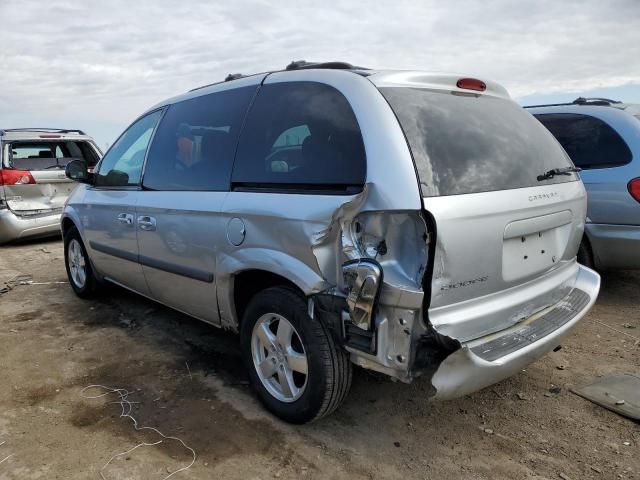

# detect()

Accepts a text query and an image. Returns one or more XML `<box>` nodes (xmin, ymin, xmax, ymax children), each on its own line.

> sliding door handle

<box><xmin>138</xmin><ymin>216</ymin><xmax>156</xmax><ymax>231</ymax></box>
<box><xmin>116</xmin><ymin>213</ymin><xmax>134</xmax><ymax>225</ymax></box>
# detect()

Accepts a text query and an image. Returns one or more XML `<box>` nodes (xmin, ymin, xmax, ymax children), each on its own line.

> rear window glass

<box><xmin>380</xmin><ymin>88</ymin><xmax>577</xmax><ymax>197</ymax></box>
<box><xmin>232</xmin><ymin>82</ymin><xmax>366</xmax><ymax>193</ymax></box>
<box><xmin>534</xmin><ymin>113</ymin><xmax>632</xmax><ymax>169</ymax></box>
<box><xmin>9</xmin><ymin>141</ymin><xmax>99</xmax><ymax>171</ymax></box>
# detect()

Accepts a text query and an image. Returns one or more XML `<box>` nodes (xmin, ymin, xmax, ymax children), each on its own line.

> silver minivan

<box><xmin>0</xmin><ymin>128</ymin><xmax>101</xmax><ymax>244</ymax></box>
<box><xmin>62</xmin><ymin>62</ymin><xmax>601</xmax><ymax>423</ymax></box>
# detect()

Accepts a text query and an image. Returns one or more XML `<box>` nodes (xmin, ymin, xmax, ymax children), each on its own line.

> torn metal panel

<box><xmin>311</xmin><ymin>183</ymin><xmax>371</xmax><ymax>288</ymax></box>
<box><xmin>571</xmin><ymin>374</ymin><xmax>640</xmax><ymax>421</ymax></box>
<box><xmin>309</xmin><ymin>190</ymin><xmax>433</xmax><ymax>380</ymax></box>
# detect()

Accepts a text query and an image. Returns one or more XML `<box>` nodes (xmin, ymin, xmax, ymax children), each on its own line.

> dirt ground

<box><xmin>0</xmin><ymin>237</ymin><xmax>638</xmax><ymax>480</ymax></box>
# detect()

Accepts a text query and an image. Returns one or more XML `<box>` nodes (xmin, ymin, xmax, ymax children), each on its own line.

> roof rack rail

<box><xmin>225</xmin><ymin>73</ymin><xmax>244</xmax><ymax>82</ymax></box>
<box><xmin>524</xmin><ymin>97</ymin><xmax>622</xmax><ymax>109</ymax></box>
<box><xmin>573</xmin><ymin>97</ymin><xmax>621</xmax><ymax>106</ymax></box>
<box><xmin>0</xmin><ymin>127</ymin><xmax>86</xmax><ymax>135</ymax></box>
<box><xmin>285</xmin><ymin>60</ymin><xmax>368</xmax><ymax>71</ymax></box>
<box><xmin>189</xmin><ymin>61</ymin><xmax>367</xmax><ymax>93</ymax></box>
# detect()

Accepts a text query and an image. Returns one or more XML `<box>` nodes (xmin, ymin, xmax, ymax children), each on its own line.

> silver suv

<box><xmin>0</xmin><ymin>128</ymin><xmax>101</xmax><ymax>244</ymax></box>
<box><xmin>527</xmin><ymin>98</ymin><xmax>640</xmax><ymax>270</ymax></box>
<box><xmin>62</xmin><ymin>62</ymin><xmax>601</xmax><ymax>423</ymax></box>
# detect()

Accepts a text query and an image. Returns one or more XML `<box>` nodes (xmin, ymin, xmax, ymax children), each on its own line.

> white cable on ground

<box><xmin>80</xmin><ymin>385</ymin><xmax>196</xmax><ymax>480</ymax></box>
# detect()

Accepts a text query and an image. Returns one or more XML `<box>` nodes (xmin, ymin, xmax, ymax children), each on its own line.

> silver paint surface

<box><xmin>63</xmin><ymin>69</ymin><xmax>601</xmax><ymax>399</ymax></box>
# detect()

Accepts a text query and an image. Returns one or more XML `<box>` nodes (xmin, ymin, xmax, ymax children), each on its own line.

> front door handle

<box><xmin>117</xmin><ymin>213</ymin><xmax>134</xmax><ymax>225</ymax></box>
<box><xmin>138</xmin><ymin>216</ymin><xmax>156</xmax><ymax>231</ymax></box>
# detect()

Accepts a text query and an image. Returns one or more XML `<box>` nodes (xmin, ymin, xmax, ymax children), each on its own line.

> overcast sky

<box><xmin>1</xmin><ymin>0</ymin><xmax>639</xmax><ymax>148</ymax></box>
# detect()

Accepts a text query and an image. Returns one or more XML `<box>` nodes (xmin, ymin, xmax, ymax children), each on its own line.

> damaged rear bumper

<box><xmin>0</xmin><ymin>208</ymin><xmax>62</xmax><ymax>244</ymax></box>
<box><xmin>429</xmin><ymin>264</ymin><xmax>600</xmax><ymax>400</ymax></box>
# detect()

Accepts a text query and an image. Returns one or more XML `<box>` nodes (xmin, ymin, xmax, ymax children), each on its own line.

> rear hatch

<box><xmin>1</xmin><ymin>138</ymin><xmax>100</xmax><ymax>217</ymax></box>
<box><xmin>379</xmin><ymin>85</ymin><xmax>587</xmax><ymax>341</ymax></box>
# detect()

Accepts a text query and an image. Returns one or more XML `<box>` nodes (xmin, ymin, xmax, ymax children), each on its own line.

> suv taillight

<box><xmin>0</xmin><ymin>169</ymin><xmax>37</xmax><ymax>186</ymax></box>
<box><xmin>629</xmin><ymin>178</ymin><xmax>640</xmax><ymax>203</ymax></box>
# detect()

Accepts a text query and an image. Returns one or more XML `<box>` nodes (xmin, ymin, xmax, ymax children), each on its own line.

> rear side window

<box><xmin>143</xmin><ymin>86</ymin><xmax>257</xmax><ymax>191</ymax></box>
<box><xmin>232</xmin><ymin>82</ymin><xmax>366</xmax><ymax>193</ymax></box>
<box><xmin>380</xmin><ymin>88</ymin><xmax>577</xmax><ymax>197</ymax></box>
<box><xmin>534</xmin><ymin>113</ymin><xmax>632</xmax><ymax>169</ymax></box>
<box><xmin>9</xmin><ymin>141</ymin><xmax>99</xmax><ymax>171</ymax></box>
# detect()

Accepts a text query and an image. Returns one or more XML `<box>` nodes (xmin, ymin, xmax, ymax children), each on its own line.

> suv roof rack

<box><xmin>225</xmin><ymin>73</ymin><xmax>244</xmax><ymax>82</ymax></box>
<box><xmin>285</xmin><ymin>60</ymin><xmax>368</xmax><ymax>71</ymax></box>
<box><xmin>190</xmin><ymin>60</ymin><xmax>369</xmax><ymax>92</ymax></box>
<box><xmin>524</xmin><ymin>97</ymin><xmax>622</xmax><ymax>109</ymax></box>
<box><xmin>0</xmin><ymin>127</ymin><xmax>86</xmax><ymax>135</ymax></box>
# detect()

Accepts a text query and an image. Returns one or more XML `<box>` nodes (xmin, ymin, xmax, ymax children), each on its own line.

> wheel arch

<box><xmin>231</xmin><ymin>269</ymin><xmax>307</xmax><ymax>330</ymax></box>
<box><xmin>216</xmin><ymin>249</ymin><xmax>331</xmax><ymax>331</ymax></box>
<box><xmin>61</xmin><ymin>215</ymin><xmax>77</xmax><ymax>237</ymax></box>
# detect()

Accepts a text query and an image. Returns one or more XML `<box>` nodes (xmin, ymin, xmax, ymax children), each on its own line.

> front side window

<box><xmin>232</xmin><ymin>82</ymin><xmax>366</xmax><ymax>192</ymax></box>
<box><xmin>142</xmin><ymin>86</ymin><xmax>257</xmax><ymax>191</ymax></box>
<box><xmin>94</xmin><ymin>110</ymin><xmax>163</xmax><ymax>187</ymax></box>
<box><xmin>534</xmin><ymin>113</ymin><xmax>632</xmax><ymax>169</ymax></box>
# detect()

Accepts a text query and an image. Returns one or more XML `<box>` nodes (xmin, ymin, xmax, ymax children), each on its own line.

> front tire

<box><xmin>240</xmin><ymin>286</ymin><xmax>352</xmax><ymax>423</ymax></box>
<box><xmin>64</xmin><ymin>225</ymin><xmax>98</xmax><ymax>298</ymax></box>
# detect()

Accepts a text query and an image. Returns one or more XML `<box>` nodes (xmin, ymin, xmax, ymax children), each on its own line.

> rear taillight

<box><xmin>628</xmin><ymin>178</ymin><xmax>640</xmax><ymax>203</ymax></box>
<box><xmin>0</xmin><ymin>169</ymin><xmax>37</xmax><ymax>186</ymax></box>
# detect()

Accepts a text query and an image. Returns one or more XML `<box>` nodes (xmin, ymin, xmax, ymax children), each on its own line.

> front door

<box><xmin>80</xmin><ymin>110</ymin><xmax>163</xmax><ymax>294</ymax></box>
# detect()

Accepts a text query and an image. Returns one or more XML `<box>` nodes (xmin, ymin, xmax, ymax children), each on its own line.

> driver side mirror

<box><xmin>65</xmin><ymin>160</ymin><xmax>92</xmax><ymax>184</ymax></box>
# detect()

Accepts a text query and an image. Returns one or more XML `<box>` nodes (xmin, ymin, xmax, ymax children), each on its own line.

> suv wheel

<box><xmin>240</xmin><ymin>286</ymin><xmax>352</xmax><ymax>423</ymax></box>
<box><xmin>64</xmin><ymin>226</ymin><xmax>98</xmax><ymax>298</ymax></box>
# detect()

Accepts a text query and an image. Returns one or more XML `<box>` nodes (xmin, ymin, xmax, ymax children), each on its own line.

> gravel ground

<box><xmin>0</xmin><ymin>237</ymin><xmax>638</xmax><ymax>480</ymax></box>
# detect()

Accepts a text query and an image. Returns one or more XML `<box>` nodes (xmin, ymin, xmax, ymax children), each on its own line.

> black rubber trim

<box><xmin>89</xmin><ymin>241</ymin><xmax>138</xmax><ymax>263</ymax></box>
<box><xmin>138</xmin><ymin>254</ymin><xmax>214</xmax><ymax>283</ymax></box>
<box><xmin>471</xmin><ymin>288</ymin><xmax>590</xmax><ymax>362</ymax></box>
<box><xmin>89</xmin><ymin>241</ymin><xmax>214</xmax><ymax>283</ymax></box>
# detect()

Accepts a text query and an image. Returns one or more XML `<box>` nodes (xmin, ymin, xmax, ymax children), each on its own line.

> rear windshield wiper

<box><xmin>537</xmin><ymin>166</ymin><xmax>581</xmax><ymax>181</ymax></box>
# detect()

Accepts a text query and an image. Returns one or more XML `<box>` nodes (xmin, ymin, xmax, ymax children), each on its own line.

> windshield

<box><xmin>380</xmin><ymin>88</ymin><xmax>577</xmax><ymax>197</ymax></box>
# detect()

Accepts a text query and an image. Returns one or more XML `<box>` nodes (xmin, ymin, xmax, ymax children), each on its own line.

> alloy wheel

<box><xmin>67</xmin><ymin>238</ymin><xmax>87</xmax><ymax>289</ymax></box>
<box><xmin>251</xmin><ymin>313</ymin><xmax>309</xmax><ymax>402</ymax></box>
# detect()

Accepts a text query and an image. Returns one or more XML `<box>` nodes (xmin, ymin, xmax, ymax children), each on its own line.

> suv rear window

<box><xmin>9</xmin><ymin>141</ymin><xmax>99</xmax><ymax>171</ymax></box>
<box><xmin>380</xmin><ymin>88</ymin><xmax>577</xmax><ymax>197</ymax></box>
<box><xmin>232</xmin><ymin>82</ymin><xmax>366</xmax><ymax>193</ymax></box>
<box><xmin>534</xmin><ymin>113</ymin><xmax>632</xmax><ymax>169</ymax></box>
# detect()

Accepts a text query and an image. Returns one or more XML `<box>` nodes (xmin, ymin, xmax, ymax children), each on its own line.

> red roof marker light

<box><xmin>456</xmin><ymin>78</ymin><xmax>486</xmax><ymax>92</ymax></box>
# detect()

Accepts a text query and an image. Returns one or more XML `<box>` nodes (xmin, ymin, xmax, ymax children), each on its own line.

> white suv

<box><xmin>0</xmin><ymin>128</ymin><xmax>101</xmax><ymax>244</ymax></box>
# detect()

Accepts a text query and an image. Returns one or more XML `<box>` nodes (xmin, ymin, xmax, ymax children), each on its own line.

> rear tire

<box><xmin>577</xmin><ymin>238</ymin><xmax>595</xmax><ymax>269</ymax></box>
<box><xmin>64</xmin><ymin>225</ymin><xmax>98</xmax><ymax>299</ymax></box>
<box><xmin>240</xmin><ymin>286</ymin><xmax>352</xmax><ymax>423</ymax></box>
